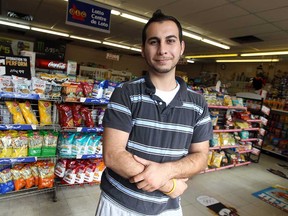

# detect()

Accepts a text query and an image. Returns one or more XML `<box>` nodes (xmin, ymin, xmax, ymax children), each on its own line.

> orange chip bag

<box><xmin>38</xmin><ymin>162</ymin><xmax>55</xmax><ymax>189</ymax></box>
<box><xmin>38</xmin><ymin>101</ymin><xmax>52</xmax><ymax>125</ymax></box>
<box><xmin>5</xmin><ymin>101</ymin><xmax>26</xmax><ymax>124</ymax></box>
<box><xmin>30</xmin><ymin>163</ymin><xmax>39</xmax><ymax>186</ymax></box>
<box><xmin>21</xmin><ymin>165</ymin><xmax>35</xmax><ymax>189</ymax></box>
<box><xmin>11</xmin><ymin>165</ymin><xmax>26</xmax><ymax>191</ymax></box>
<box><xmin>19</xmin><ymin>101</ymin><xmax>39</xmax><ymax>125</ymax></box>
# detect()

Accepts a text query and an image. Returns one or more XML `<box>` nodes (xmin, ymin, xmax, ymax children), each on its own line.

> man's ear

<box><xmin>141</xmin><ymin>46</ymin><xmax>145</xmax><ymax>57</ymax></box>
<box><xmin>181</xmin><ymin>41</ymin><xmax>185</xmax><ymax>56</ymax></box>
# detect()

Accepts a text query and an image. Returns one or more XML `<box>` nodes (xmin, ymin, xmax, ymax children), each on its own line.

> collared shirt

<box><xmin>101</xmin><ymin>75</ymin><xmax>213</xmax><ymax>215</ymax></box>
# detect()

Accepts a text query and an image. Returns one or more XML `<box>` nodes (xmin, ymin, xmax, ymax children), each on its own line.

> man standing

<box><xmin>96</xmin><ymin>9</ymin><xmax>213</xmax><ymax>216</ymax></box>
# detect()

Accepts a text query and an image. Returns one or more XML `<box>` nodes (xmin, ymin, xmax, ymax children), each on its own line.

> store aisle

<box><xmin>0</xmin><ymin>154</ymin><xmax>287</xmax><ymax>216</ymax></box>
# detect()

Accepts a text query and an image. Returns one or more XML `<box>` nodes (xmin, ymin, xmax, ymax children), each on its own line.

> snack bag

<box><xmin>11</xmin><ymin>132</ymin><xmax>29</xmax><ymax>158</ymax></box>
<box><xmin>38</xmin><ymin>101</ymin><xmax>52</xmax><ymax>125</ymax></box>
<box><xmin>21</xmin><ymin>165</ymin><xmax>35</xmax><ymax>189</ymax></box>
<box><xmin>19</xmin><ymin>101</ymin><xmax>39</xmax><ymax>125</ymax></box>
<box><xmin>0</xmin><ymin>168</ymin><xmax>15</xmax><ymax>194</ymax></box>
<box><xmin>11</xmin><ymin>164</ymin><xmax>26</xmax><ymax>191</ymax></box>
<box><xmin>103</xmin><ymin>81</ymin><xmax>118</xmax><ymax>100</ymax></box>
<box><xmin>0</xmin><ymin>76</ymin><xmax>13</xmax><ymax>92</ymax></box>
<box><xmin>86</xmin><ymin>135</ymin><xmax>102</xmax><ymax>154</ymax></box>
<box><xmin>80</xmin><ymin>107</ymin><xmax>94</xmax><ymax>128</ymax></box>
<box><xmin>12</xmin><ymin>77</ymin><xmax>31</xmax><ymax>94</ymax></box>
<box><xmin>84</xmin><ymin>163</ymin><xmax>97</xmax><ymax>183</ymax></box>
<box><xmin>0</xmin><ymin>132</ymin><xmax>13</xmax><ymax>158</ymax></box>
<box><xmin>31</xmin><ymin>77</ymin><xmax>46</xmax><ymax>96</ymax></box>
<box><xmin>28</xmin><ymin>131</ymin><xmax>43</xmax><ymax>156</ymax></box>
<box><xmin>0</xmin><ymin>104</ymin><xmax>12</xmax><ymax>124</ymax></box>
<box><xmin>30</xmin><ymin>163</ymin><xmax>39</xmax><ymax>186</ymax></box>
<box><xmin>58</xmin><ymin>132</ymin><xmax>75</xmax><ymax>157</ymax></box>
<box><xmin>211</xmin><ymin>152</ymin><xmax>223</xmax><ymax>168</ymax></box>
<box><xmin>50</xmin><ymin>81</ymin><xmax>62</xmax><ymax>98</ymax></box>
<box><xmin>41</xmin><ymin>131</ymin><xmax>58</xmax><ymax>156</ymax></box>
<box><xmin>5</xmin><ymin>101</ymin><xmax>26</xmax><ymax>124</ymax></box>
<box><xmin>57</xmin><ymin>104</ymin><xmax>74</xmax><ymax>127</ymax></box>
<box><xmin>71</xmin><ymin>104</ymin><xmax>83</xmax><ymax>127</ymax></box>
<box><xmin>55</xmin><ymin>159</ymin><xmax>67</xmax><ymax>178</ymax></box>
<box><xmin>93</xmin><ymin>159</ymin><xmax>105</xmax><ymax>183</ymax></box>
<box><xmin>75</xmin><ymin>163</ymin><xmax>86</xmax><ymax>184</ymax></box>
<box><xmin>62</xmin><ymin>161</ymin><xmax>77</xmax><ymax>185</ymax></box>
<box><xmin>72</xmin><ymin>133</ymin><xmax>89</xmax><ymax>156</ymax></box>
<box><xmin>81</xmin><ymin>82</ymin><xmax>93</xmax><ymax>98</ymax></box>
<box><xmin>38</xmin><ymin>162</ymin><xmax>55</xmax><ymax>189</ymax></box>
<box><xmin>207</xmin><ymin>151</ymin><xmax>213</xmax><ymax>167</ymax></box>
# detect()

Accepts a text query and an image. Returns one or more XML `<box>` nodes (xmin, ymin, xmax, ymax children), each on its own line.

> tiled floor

<box><xmin>0</xmin><ymin>153</ymin><xmax>287</xmax><ymax>216</ymax></box>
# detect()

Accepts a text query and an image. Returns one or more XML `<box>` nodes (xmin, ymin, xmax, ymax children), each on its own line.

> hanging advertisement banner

<box><xmin>0</xmin><ymin>55</ymin><xmax>31</xmax><ymax>79</ymax></box>
<box><xmin>34</xmin><ymin>40</ymin><xmax>66</xmax><ymax>61</ymax></box>
<box><xmin>0</xmin><ymin>37</ymin><xmax>34</xmax><ymax>56</ymax></box>
<box><xmin>66</xmin><ymin>0</ymin><xmax>111</xmax><ymax>33</ymax></box>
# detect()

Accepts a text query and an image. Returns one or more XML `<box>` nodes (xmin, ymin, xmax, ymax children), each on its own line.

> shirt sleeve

<box><xmin>191</xmin><ymin>98</ymin><xmax>213</xmax><ymax>143</ymax></box>
<box><xmin>103</xmin><ymin>85</ymin><xmax>133</xmax><ymax>133</ymax></box>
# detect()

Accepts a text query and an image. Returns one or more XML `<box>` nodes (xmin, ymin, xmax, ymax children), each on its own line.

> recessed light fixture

<box><xmin>70</xmin><ymin>35</ymin><xmax>101</xmax><ymax>44</ymax></box>
<box><xmin>0</xmin><ymin>20</ymin><xmax>30</xmax><ymax>29</ymax></box>
<box><xmin>185</xmin><ymin>54</ymin><xmax>238</xmax><ymax>58</ymax></box>
<box><xmin>103</xmin><ymin>41</ymin><xmax>131</xmax><ymax>50</ymax></box>
<box><xmin>216</xmin><ymin>59</ymin><xmax>279</xmax><ymax>63</ymax></box>
<box><xmin>241</xmin><ymin>51</ymin><xmax>288</xmax><ymax>56</ymax></box>
<box><xmin>31</xmin><ymin>27</ymin><xmax>69</xmax><ymax>37</ymax></box>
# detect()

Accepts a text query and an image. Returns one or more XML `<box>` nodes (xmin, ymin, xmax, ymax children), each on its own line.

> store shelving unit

<box><xmin>0</xmin><ymin>92</ymin><xmax>60</xmax><ymax>201</ymax></box>
<box><xmin>55</xmin><ymin>97</ymin><xmax>105</xmax><ymax>189</ymax></box>
<box><xmin>263</xmin><ymin>108</ymin><xmax>288</xmax><ymax>159</ymax></box>
<box><xmin>236</xmin><ymin>92</ymin><xmax>269</xmax><ymax>163</ymax></box>
<box><xmin>207</xmin><ymin>104</ymin><xmax>255</xmax><ymax>172</ymax></box>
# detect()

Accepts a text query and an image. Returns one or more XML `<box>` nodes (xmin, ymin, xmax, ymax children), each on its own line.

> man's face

<box><xmin>142</xmin><ymin>20</ymin><xmax>185</xmax><ymax>74</ymax></box>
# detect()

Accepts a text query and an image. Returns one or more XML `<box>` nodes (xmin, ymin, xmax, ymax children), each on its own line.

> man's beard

<box><xmin>146</xmin><ymin>58</ymin><xmax>179</xmax><ymax>74</ymax></box>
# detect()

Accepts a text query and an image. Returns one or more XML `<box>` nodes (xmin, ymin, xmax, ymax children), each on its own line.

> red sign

<box><xmin>36</xmin><ymin>59</ymin><xmax>67</xmax><ymax>70</ymax></box>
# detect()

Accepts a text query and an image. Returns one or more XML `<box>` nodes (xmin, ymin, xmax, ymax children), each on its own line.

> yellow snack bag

<box><xmin>11</xmin><ymin>132</ymin><xmax>28</xmax><ymax>158</ymax></box>
<box><xmin>38</xmin><ymin>101</ymin><xmax>52</xmax><ymax>125</ymax></box>
<box><xmin>5</xmin><ymin>101</ymin><xmax>26</xmax><ymax>124</ymax></box>
<box><xmin>19</xmin><ymin>101</ymin><xmax>39</xmax><ymax>125</ymax></box>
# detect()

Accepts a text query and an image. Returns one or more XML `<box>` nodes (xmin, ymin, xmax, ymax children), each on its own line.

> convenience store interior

<box><xmin>0</xmin><ymin>1</ymin><xmax>288</xmax><ymax>216</ymax></box>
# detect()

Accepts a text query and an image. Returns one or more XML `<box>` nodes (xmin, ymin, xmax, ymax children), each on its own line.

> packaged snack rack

<box><xmin>54</xmin><ymin>97</ymin><xmax>106</xmax><ymax>190</ymax></box>
<box><xmin>236</xmin><ymin>92</ymin><xmax>270</xmax><ymax>163</ymax></box>
<box><xmin>205</xmin><ymin>105</ymin><xmax>254</xmax><ymax>173</ymax></box>
<box><xmin>0</xmin><ymin>92</ymin><xmax>61</xmax><ymax>201</ymax></box>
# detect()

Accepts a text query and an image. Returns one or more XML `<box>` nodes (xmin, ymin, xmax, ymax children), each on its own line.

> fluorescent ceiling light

<box><xmin>185</xmin><ymin>54</ymin><xmax>238</xmax><ymax>58</ymax></box>
<box><xmin>130</xmin><ymin>47</ymin><xmax>142</xmax><ymax>52</ymax></box>
<box><xmin>120</xmin><ymin>13</ymin><xmax>148</xmax><ymax>24</ymax></box>
<box><xmin>0</xmin><ymin>20</ymin><xmax>30</xmax><ymax>30</ymax></box>
<box><xmin>182</xmin><ymin>31</ymin><xmax>202</xmax><ymax>40</ymax></box>
<box><xmin>103</xmin><ymin>41</ymin><xmax>131</xmax><ymax>50</ymax></box>
<box><xmin>216</xmin><ymin>59</ymin><xmax>279</xmax><ymax>63</ymax></box>
<box><xmin>202</xmin><ymin>38</ymin><xmax>230</xmax><ymax>50</ymax></box>
<box><xmin>111</xmin><ymin>10</ymin><xmax>121</xmax><ymax>16</ymax></box>
<box><xmin>70</xmin><ymin>35</ymin><xmax>101</xmax><ymax>44</ymax></box>
<box><xmin>187</xmin><ymin>59</ymin><xmax>194</xmax><ymax>63</ymax></box>
<box><xmin>241</xmin><ymin>51</ymin><xmax>288</xmax><ymax>57</ymax></box>
<box><xmin>31</xmin><ymin>27</ymin><xmax>69</xmax><ymax>37</ymax></box>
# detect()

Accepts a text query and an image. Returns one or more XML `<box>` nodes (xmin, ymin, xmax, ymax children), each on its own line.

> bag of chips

<box><xmin>38</xmin><ymin>101</ymin><xmax>52</xmax><ymax>125</ymax></box>
<box><xmin>19</xmin><ymin>101</ymin><xmax>38</xmax><ymax>125</ymax></box>
<box><xmin>5</xmin><ymin>101</ymin><xmax>26</xmax><ymax>124</ymax></box>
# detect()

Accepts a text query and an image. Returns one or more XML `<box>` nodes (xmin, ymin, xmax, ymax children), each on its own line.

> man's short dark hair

<box><xmin>142</xmin><ymin>9</ymin><xmax>183</xmax><ymax>46</ymax></box>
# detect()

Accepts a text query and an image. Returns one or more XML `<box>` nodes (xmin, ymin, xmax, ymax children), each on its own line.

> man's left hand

<box><xmin>129</xmin><ymin>155</ymin><xmax>171</xmax><ymax>192</ymax></box>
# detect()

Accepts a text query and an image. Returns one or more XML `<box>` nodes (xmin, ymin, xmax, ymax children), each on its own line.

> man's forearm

<box><xmin>104</xmin><ymin>150</ymin><xmax>145</xmax><ymax>179</ymax></box>
<box><xmin>165</xmin><ymin>151</ymin><xmax>208</xmax><ymax>180</ymax></box>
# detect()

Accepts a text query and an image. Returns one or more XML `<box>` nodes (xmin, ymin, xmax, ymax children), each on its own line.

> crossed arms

<box><xmin>103</xmin><ymin>127</ymin><xmax>209</xmax><ymax>198</ymax></box>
